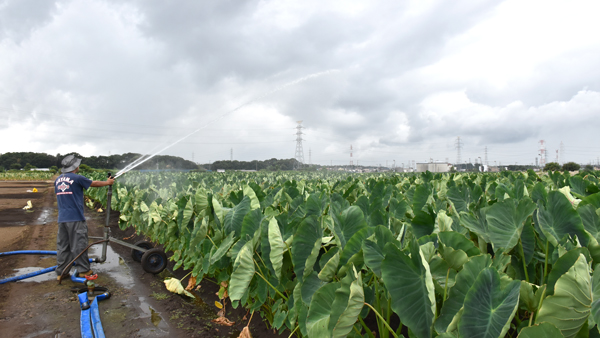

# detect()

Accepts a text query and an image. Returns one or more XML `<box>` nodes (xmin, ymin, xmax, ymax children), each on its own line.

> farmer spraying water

<box><xmin>54</xmin><ymin>155</ymin><xmax>114</xmax><ymax>280</ymax></box>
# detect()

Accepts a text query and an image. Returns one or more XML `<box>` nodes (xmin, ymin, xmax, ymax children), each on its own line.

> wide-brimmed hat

<box><xmin>61</xmin><ymin>155</ymin><xmax>82</xmax><ymax>173</ymax></box>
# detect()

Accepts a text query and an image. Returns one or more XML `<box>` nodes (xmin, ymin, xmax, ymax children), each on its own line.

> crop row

<box><xmin>85</xmin><ymin>170</ymin><xmax>600</xmax><ymax>338</ymax></box>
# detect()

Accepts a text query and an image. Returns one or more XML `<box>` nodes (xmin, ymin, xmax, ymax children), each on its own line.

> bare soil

<box><xmin>0</xmin><ymin>180</ymin><xmax>288</xmax><ymax>338</ymax></box>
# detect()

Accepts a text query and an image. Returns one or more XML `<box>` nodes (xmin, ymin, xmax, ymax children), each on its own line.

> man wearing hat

<box><xmin>54</xmin><ymin>154</ymin><xmax>115</xmax><ymax>279</ymax></box>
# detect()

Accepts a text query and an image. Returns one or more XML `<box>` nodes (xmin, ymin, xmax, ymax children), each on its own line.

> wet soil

<box><xmin>0</xmin><ymin>180</ymin><xmax>288</xmax><ymax>338</ymax></box>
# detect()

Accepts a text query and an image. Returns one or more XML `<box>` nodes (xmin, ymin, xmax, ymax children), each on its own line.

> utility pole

<box><xmin>192</xmin><ymin>152</ymin><xmax>194</xmax><ymax>163</ymax></box>
<box><xmin>294</xmin><ymin>121</ymin><xmax>305</xmax><ymax>169</ymax></box>
<box><xmin>230</xmin><ymin>148</ymin><xmax>233</xmax><ymax>161</ymax></box>
<box><xmin>309</xmin><ymin>148</ymin><xmax>311</xmax><ymax>165</ymax></box>
<box><xmin>455</xmin><ymin>137</ymin><xmax>463</xmax><ymax>165</ymax></box>
<box><xmin>349</xmin><ymin>145</ymin><xmax>353</xmax><ymax>167</ymax></box>
<box><xmin>559</xmin><ymin>141</ymin><xmax>565</xmax><ymax>164</ymax></box>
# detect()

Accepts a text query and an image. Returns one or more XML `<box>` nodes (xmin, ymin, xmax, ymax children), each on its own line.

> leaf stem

<box><xmin>358</xmin><ymin>316</ymin><xmax>376</xmax><ymax>338</ymax></box>
<box><xmin>532</xmin><ymin>287</ymin><xmax>546</xmax><ymax>326</ymax></box>
<box><xmin>286</xmin><ymin>325</ymin><xmax>299</xmax><ymax>338</ymax></box>
<box><xmin>253</xmin><ymin>259</ymin><xmax>288</xmax><ymax>301</ymax></box>
<box><xmin>518</xmin><ymin>239</ymin><xmax>529</xmax><ymax>282</ymax></box>
<box><xmin>181</xmin><ymin>271</ymin><xmax>193</xmax><ymax>282</ymax></box>
<box><xmin>363</xmin><ymin>302</ymin><xmax>399</xmax><ymax>338</ymax></box>
<box><xmin>544</xmin><ymin>240</ymin><xmax>549</xmax><ymax>283</ymax></box>
<box><xmin>443</xmin><ymin>268</ymin><xmax>450</xmax><ymax>303</ymax></box>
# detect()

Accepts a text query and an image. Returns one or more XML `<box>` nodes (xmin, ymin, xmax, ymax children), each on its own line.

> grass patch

<box><xmin>150</xmin><ymin>292</ymin><xmax>169</xmax><ymax>301</ymax></box>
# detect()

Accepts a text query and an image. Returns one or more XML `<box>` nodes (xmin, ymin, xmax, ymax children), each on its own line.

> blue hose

<box><xmin>0</xmin><ymin>258</ymin><xmax>95</xmax><ymax>284</ymax></box>
<box><xmin>90</xmin><ymin>297</ymin><xmax>106</xmax><ymax>338</ymax></box>
<box><xmin>71</xmin><ymin>268</ymin><xmax>87</xmax><ymax>284</ymax></box>
<box><xmin>78</xmin><ymin>288</ymin><xmax>108</xmax><ymax>338</ymax></box>
<box><xmin>0</xmin><ymin>250</ymin><xmax>57</xmax><ymax>256</ymax></box>
<box><xmin>78</xmin><ymin>292</ymin><xmax>93</xmax><ymax>338</ymax></box>
<box><xmin>0</xmin><ymin>266</ymin><xmax>56</xmax><ymax>284</ymax></box>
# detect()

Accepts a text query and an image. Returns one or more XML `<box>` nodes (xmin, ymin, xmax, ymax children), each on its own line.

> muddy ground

<box><xmin>0</xmin><ymin>180</ymin><xmax>288</xmax><ymax>338</ymax></box>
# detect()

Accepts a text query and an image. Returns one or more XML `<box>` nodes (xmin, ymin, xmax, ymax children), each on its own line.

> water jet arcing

<box><xmin>115</xmin><ymin>69</ymin><xmax>339</xmax><ymax>178</ymax></box>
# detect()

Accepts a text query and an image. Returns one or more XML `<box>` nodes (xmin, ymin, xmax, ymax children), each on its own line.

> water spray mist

<box><xmin>115</xmin><ymin>69</ymin><xmax>339</xmax><ymax>178</ymax></box>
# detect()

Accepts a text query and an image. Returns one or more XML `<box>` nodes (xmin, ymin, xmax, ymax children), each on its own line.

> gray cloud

<box><xmin>1</xmin><ymin>0</ymin><xmax>600</xmax><ymax>166</ymax></box>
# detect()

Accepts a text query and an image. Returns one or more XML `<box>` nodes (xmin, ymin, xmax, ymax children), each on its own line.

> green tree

<box><xmin>543</xmin><ymin>162</ymin><xmax>561</xmax><ymax>171</ymax></box>
<box><xmin>49</xmin><ymin>166</ymin><xmax>58</xmax><ymax>173</ymax></box>
<box><xmin>583</xmin><ymin>164</ymin><xmax>594</xmax><ymax>172</ymax></box>
<box><xmin>23</xmin><ymin>163</ymin><xmax>36</xmax><ymax>171</ymax></box>
<box><xmin>79</xmin><ymin>164</ymin><xmax>93</xmax><ymax>172</ymax></box>
<box><xmin>10</xmin><ymin>163</ymin><xmax>22</xmax><ymax>170</ymax></box>
<box><xmin>562</xmin><ymin>162</ymin><xmax>580</xmax><ymax>172</ymax></box>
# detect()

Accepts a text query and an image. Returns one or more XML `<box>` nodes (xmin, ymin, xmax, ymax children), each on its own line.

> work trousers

<box><xmin>56</xmin><ymin>221</ymin><xmax>90</xmax><ymax>276</ymax></box>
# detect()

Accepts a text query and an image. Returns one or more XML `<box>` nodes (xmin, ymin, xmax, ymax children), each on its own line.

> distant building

<box><xmin>416</xmin><ymin>162</ymin><xmax>452</xmax><ymax>173</ymax></box>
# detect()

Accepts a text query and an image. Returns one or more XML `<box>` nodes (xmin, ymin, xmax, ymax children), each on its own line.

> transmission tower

<box><xmin>294</xmin><ymin>121</ymin><xmax>304</xmax><ymax>169</ymax></box>
<box><xmin>349</xmin><ymin>145</ymin><xmax>353</xmax><ymax>167</ymax></box>
<box><xmin>230</xmin><ymin>148</ymin><xmax>233</xmax><ymax>161</ymax></box>
<box><xmin>538</xmin><ymin>140</ymin><xmax>546</xmax><ymax>167</ymax></box>
<box><xmin>455</xmin><ymin>137</ymin><xmax>463</xmax><ymax>165</ymax></box>
<box><xmin>559</xmin><ymin>141</ymin><xmax>565</xmax><ymax>164</ymax></box>
<box><xmin>484</xmin><ymin>147</ymin><xmax>488</xmax><ymax>166</ymax></box>
<box><xmin>309</xmin><ymin>148</ymin><xmax>312</xmax><ymax>165</ymax></box>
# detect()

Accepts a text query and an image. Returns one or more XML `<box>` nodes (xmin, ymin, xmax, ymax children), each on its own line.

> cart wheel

<box><xmin>131</xmin><ymin>241</ymin><xmax>153</xmax><ymax>262</ymax></box>
<box><xmin>141</xmin><ymin>248</ymin><xmax>167</xmax><ymax>274</ymax></box>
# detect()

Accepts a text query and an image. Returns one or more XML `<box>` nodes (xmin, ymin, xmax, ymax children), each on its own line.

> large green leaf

<box><xmin>180</xmin><ymin>197</ymin><xmax>194</xmax><ymax>232</ymax></box>
<box><xmin>306</xmin><ymin>282</ymin><xmax>339</xmax><ymax>337</ymax></box>
<box><xmin>223</xmin><ymin>196</ymin><xmax>251</xmax><ymax>236</ymax></box>
<box><xmin>292</xmin><ymin>216</ymin><xmax>323</xmax><ymax>279</ymax></box>
<box><xmin>382</xmin><ymin>240</ymin><xmax>435</xmax><ymax>338</ymax></box>
<box><xmin>412</xmin><ymin>183</ymin><xmax>432</xmax><ymax>212</ymax></box>
<box><xmin>435</xmin><ymin>254</ymin><xmax>493</xmax><ymax>333</ymax></box>
<box><xmin>318</xmin><ymin>250</ymin><xmax>340</xmax><ymax>282</ymax></box>
<box><xmin>460</xmin><ymin>208</ymin><xmax>490</xmax><ymax>242</ymax></box>
<box><xmin>536</xmin><ymin>254</ymin><xmax>592</xmax><ymax>338</ymax></box>
<box><xmin>438</xmin><ymin>231</ymin><xmax>480</xmax><ymax>257</ymax></box>
<box><xmin>546</xmin><ymin>248</ymin><xmax>590</xmax><ymax>295</ymax></box>
<box><xmin>332</xmin><ymin>206</ymin><xmax>368</xmax><ymax>248</ymax></box>
<box><xmin>209</xmin><ymin>231</ymin><xmax>236</xmax><ymax>265</ymax></box>
<box><xmin>517</xmin><ymin>322</ymin><xmax>564</xmax><ymax>338</ymax></box>
<box><xmin>590</xmin><ymin>265</ymin><xmax>600</xmax><ymax>332</ymax></box>
<box><xmin>339</xmin><ymin>227</ymin><xmax>373</xmax><ymax>268</ymax></box>
<box><xmin>228</xmin><ymin>208</ymin><xmax>263</xmax><ymax>258</ymax></box>
<box><xmin>229</xmin><ymin>241</ymin><xmax>255</xmax><ymax>302</ymax></box>
<box><xmin>331</xmin><ymin>272</ymin><xmax>364</xmax><ymax>338</ymax></box>
<box><xmin>458</xmin><ymin>268</ymin><xmax>521</xmax><ymax>338</ymax></box>
<box><xmin>537</xmin><ymin>191</ymin><xmax>589</xmax><ymax>247</ymax></box>
<box><xmin>362</xmin><ymin>225</ymin><xmax>396</xmax><ymax>277</ymax></box>
<box><xmin>486</xmin><ymin>197</ymin><xmax>536</xmax><ymax>251</ymax></box>
<box><xmin>243</xmin><ymin>184</ymin><xmax>261</xmax><ymax>210</ymax></box>
<box><xmin>268</xmin><ymin>217</ymin><xmax>285</xmax><ymax>280</ymax></box>
<box><xmin>447</xmin><ymin>185</ymin><xmax>470</xmax><ymax>214</ymax></box>
<box><xmin>412</xmin><ymin>210</ymin><xmax>435</xmax><ymax>239</ymax></box>
<box><xmin>579</xmin><ymin>204</ymin><xmax>600</xmax><ymax>240</ymax></box>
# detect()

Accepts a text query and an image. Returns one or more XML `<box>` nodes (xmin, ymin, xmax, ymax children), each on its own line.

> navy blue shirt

<box><xmin>54</xmin><ymin>173</ymin><xmax>92</xmax><ymax>223</ymax></box>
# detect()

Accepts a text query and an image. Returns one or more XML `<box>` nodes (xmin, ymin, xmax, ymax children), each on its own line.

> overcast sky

<box><xmin>1</xmin><ymin>0</ymin><xmax>600</xmax><ymax>168</ymax></box>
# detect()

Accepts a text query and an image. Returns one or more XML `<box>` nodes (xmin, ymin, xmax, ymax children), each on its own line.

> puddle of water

<box><xmin>138</xmin><ymin>296</ymin><xmax>169</xmax><ymax>331</ymax></box>
<box><xmin>34</xmin><ymin>208</ymin><xmax>53</xmax><ymax>225</ymax></box>
<box><xmin>88</xmin><ymin>244</ymin><xmax>134</xmax><ymax>288</ymax></box>
<box><xmin>22</xmin><ymin>330</ymin><xmax>54</xmax><ymax>338</ymax></box>
<box><xmin>11</xmin><ymin>267</ymin><xmax>56</xmax><ymax>283</ymax></box>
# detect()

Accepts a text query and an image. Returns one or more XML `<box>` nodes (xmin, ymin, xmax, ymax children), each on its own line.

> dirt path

<box><xmin>0</xmin><ymin>181</ymin><xmax>286</xmax><ymax>338</ymax></box>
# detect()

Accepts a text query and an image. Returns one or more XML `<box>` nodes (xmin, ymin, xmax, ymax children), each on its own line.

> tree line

<box><xmin>0</xmin><ymin>152</ymin><xmax>198</xmax><ymax>171</ymax></box>
<box><xmin>202</xmin><ymin>158</ymin><xmax>307</xmax><ymax>171</ymax></box>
